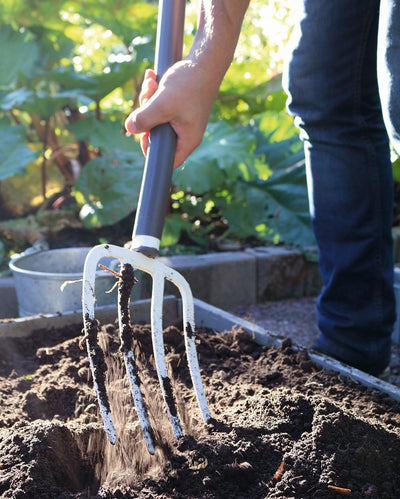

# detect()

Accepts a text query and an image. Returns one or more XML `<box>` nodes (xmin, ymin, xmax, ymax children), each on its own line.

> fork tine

<box><xmin>82</xmin><ymin>247</ymin><xmax>116</xmax><ymax>444</ymax></box>
<box><xmin>181</xmin><ymin>296</ymin><xmax>211</xmax><ymax>424</ymax></box>
<box><xmin>118</xmin><ymin>263</ymin><xmax>155</xmax><ymax>454</ymax></box>
<box><xmin>83</xmin><ymin>244</ymin><xmax>210</xmax><ymax>450</ymax></box>
<box><xmin>151</xmin><ymin>270</ymin><xmax>183</xmax><ymax>438</ymax></box>
<box><xmin>165</xmin><ymin>266</ymin><xmax>211</xmax><ymax>424</ymax></box>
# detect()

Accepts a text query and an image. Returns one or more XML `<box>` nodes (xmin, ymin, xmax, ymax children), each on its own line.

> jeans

<box><xmin>283</xmin><ymin>0</ymin><xmax>400</xmax><ymax>375</ymax></box>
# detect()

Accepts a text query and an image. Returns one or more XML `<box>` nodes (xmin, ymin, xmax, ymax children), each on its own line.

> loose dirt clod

<box><xmin>0</xmin><ymin>322</ymin><xmax>399</xmax><ymax>498</ymax></box>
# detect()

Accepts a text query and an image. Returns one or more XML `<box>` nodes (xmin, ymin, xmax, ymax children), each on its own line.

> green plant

<box><xmin>392</xmin><ymin>148</ymin><xmax>400</xmax><ymax>183</ymax></box>
<box><xmin>166</xmin><ymin>110</ymin><xmax>314</xmax><ymax>249</ymax></box>
<box><xmin>0</xmin><ymin>1</ymin><xmax>156</xmax><ymax>240</ymax></box>
<box><xmin>0</xmin><ymin>0</ymin><xmax>314</xmax><ymax>261</ymax></box>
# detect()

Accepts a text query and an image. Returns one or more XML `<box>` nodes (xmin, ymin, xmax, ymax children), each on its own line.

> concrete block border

<box><xmin>142</xmin><ymin>246</ymin><xmax>322</xmax><ymax>309</ymax></box>
<box><xmin>0</xmin><ymin>246</ymin><xmax>322</xmax><ymax>319</ymax></box>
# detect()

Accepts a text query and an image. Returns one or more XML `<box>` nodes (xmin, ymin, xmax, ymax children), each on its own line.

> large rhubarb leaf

<box><xmin>0</xmin><ymin>119</ymin><xmax>38</xmax><ymax>180</ymax></box>
<box><xmin>74</xmin><ymin>148</ymin><xmax>143</xmax><ymax>227</ymax></box>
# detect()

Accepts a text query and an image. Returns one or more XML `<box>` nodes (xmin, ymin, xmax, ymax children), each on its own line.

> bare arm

<box><xmin>125</xmin><ymin>0</ymin><xmax>250</xmax><ymax>168</ymax></box>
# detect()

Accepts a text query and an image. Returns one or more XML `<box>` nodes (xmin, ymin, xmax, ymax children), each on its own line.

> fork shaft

<box><xmin>132</xmin><ymin>0</ymin><xmax>186</xmax><ymax>254</ymax></box>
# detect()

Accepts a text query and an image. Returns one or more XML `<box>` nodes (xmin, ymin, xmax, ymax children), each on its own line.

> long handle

<box><xmin>132</xmin><ymin>0</ymin><xmax>186</xmax><ymax>256</ymax></box>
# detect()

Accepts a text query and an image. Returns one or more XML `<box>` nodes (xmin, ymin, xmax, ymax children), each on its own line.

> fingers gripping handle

<box><xmin>132</xmin><ymin>0</ymin><xmax>186</xmax><ymax>255</ymax></box>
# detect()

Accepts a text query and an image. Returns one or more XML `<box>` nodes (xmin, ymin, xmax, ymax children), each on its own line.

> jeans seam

<box><xmin>353</xmin><ymin>0</ymin><xmax>385</xmax><ymax>326</ymax></box>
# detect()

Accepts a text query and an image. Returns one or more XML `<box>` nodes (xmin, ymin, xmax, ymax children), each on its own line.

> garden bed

<box><xmin>0</xmin><ymin>301</ymin><xmax>400</xmax><ymax>498</ymax></box>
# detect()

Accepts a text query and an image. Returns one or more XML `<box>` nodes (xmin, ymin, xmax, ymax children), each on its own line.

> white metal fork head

<box><xmin>82</xmin><ymin>243</ymin><xmax>211</xmax><ymax>454</ymax></box>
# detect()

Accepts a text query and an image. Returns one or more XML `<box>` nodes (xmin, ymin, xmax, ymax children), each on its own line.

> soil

<box><xmin>1</xmin><ymin>318</ymin><xmax>400</xmax><ymax>498</ymax></box>
<box><xmin>230</xmin><ymin>297</ymin><xmax>400</xmax><ymax>389</ymax></box>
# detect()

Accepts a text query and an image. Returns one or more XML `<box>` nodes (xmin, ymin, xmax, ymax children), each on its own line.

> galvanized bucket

<box><xmin>9</xmin><ymin>246</ymin><xmax>138</xmax><ymax>317</ymax></box>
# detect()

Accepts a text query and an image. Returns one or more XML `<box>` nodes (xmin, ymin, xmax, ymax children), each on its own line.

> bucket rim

<box><xmin>9</xmin><ymin>246</ymin><xmax>112</xmax><ymax>279</ymax></box>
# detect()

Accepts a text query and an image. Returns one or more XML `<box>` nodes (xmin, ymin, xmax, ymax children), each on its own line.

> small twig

<box><xmin>273</xmin><ymin>461</ymin><xmax>285</xmax><ymax>481</ymax></box>
<box><xmin>98</xmin><ymin>263</ymin><xmax>122</xmax><ymax>279</ymax></box>
<box><xmin>327</xmin><ymin>485</ymin><xmax>351</xmax><ymax>495</ymax></box>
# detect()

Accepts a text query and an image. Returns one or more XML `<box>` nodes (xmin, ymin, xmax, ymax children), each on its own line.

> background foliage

<box><xmin>0</xmin><ymin>0</ymin><xmax>317</xmax><ymax>270</ymax></box>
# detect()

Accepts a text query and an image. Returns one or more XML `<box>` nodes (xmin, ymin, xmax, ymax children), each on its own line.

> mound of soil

<box><xmin>0</xmin><ymin>320</ymin><xmax>399</xmax><ymax>498</ymax></box>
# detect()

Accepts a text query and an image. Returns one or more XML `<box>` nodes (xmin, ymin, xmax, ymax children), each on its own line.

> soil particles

<box><xmin>0</xmin><ymin>320</ymin><xmax>400</xmax><ymax>498</ymax></box>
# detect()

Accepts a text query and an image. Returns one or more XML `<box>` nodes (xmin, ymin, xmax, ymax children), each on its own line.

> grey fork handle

<box><xmin>132</xmin><ymin>0</ymin><xmax>186</xmax><ymax>255</ymax></box>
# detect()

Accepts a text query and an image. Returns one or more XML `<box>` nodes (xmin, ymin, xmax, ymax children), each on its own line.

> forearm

<box><xmin>190</xmin><ymin>0</ymin><xmax>250</xmax><ymax>84</ymax></box>
<box><xmin>125</xmin><ymin>0</ymin><xmax>250</xmax><ymax>167</ymax></box>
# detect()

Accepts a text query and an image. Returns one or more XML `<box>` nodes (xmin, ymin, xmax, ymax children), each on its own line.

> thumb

<box><xmin>125</xmin><ymin>97</ymin><xmax>166</xmax><ymax>135</ymax></box>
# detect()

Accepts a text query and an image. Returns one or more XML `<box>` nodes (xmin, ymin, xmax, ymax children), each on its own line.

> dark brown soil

<box><xmin>0</xmin><ymin>319</ymin><xmax>400</xmax><ymax>498</ymax></box>
<box><xmin>230</xmin><ymin>297</ymin><xmax>400</xmax><ymax>388</ymax></box>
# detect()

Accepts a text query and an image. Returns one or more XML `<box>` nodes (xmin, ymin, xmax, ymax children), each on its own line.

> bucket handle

<box><xmin>10</xmin><ymin>240</ymin><xmax>49</xmax><ymax>262</ymax></box>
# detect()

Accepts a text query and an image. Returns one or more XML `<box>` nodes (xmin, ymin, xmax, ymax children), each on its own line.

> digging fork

<box><xmin>82</xmin><ymin>0</ymin><xmax>211</xmax><ymax>454</ymax></box>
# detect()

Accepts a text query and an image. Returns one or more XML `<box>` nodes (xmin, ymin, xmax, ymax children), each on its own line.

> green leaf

<box><xmin>161</xmin><ymin>214</ymin><xmax>187</xmax><ymax>247</ymax></box>
<box><xmin>74</xmin><ymin>149</ymin><xmax>144</xmax><ymax>227</ymax></box>
<box><xmin>173</xmin><ymin>121</ymin><xmax>257</xmax><ymax>193</ymax></box>
<box><xmin>0</xmin><ymin>119</ymin><xmax>38</xmax><ymax>180</ymax></box>
<box><xmin>393</xmin><ymin>153</ymin><xmax>400</xmax><ymax>183</ymax></box>
<box><xmin>47</xmin><ymin>60</ymin><xmax>146</xmax><ymax>103</ymax></box>
<box><xmin>0</xmin><ymin>25</ymin><xmax>40</xmax><ymax>88</ymax></box>
<box><xmin>239</xmin><ymin>111</ymin><xmax>314</xmax><ymax>245</ymax></box>
<box><xmin>222</xmin><ymin>62</ymin><xmax>281</xmax><ymax>95</ymax></box>
<box><xmin>173</xmin><ymin>160</ymin><xmax>224</xmax><ymax>195</ymax></box>
<box><xmin>219</xmin><ymin>183</ymin><xmax>268</xmax><ymax>239</ymax></box>
<box><xmin>44</xmin><ymin>66</ymin><xmax>98</xmax><ymax>94</ymax></box>
<box><xmin>35</xmin><ymin>27</ymin><xmax>76</xmax><ymax>66</ymax></box>
<box><xmin>219</xmin><ymin>69</ymin><xmax>285</xmax><ymax>117</ymax></box>
<box><xmin>249</xmin><ymin>161</ymin><xmax>315</xmax><ymax>246</ymax></box>
<box><xmin>255</xmin><ymin>110</ymin><xmax>300</xmax><ymax>143</ymax></box>
<box><xmin>0</xmin><ymin>88</ymin><xmax>84</xmax><ymax>117</ymax></box>
<box><xmin>258</xmin><ymin>138</ymin><xmax>305</xmax><ymax>171</ymax></box>
<box><xmin>91</xmin><ymin>61</ymin><xmax>146</xmax><ymax>102</ymax></box>
<box><xmin>64</xmin><ymin>1</ymin><xmax>157</xmax><ymax>47</ymax></box>
<box><xmin>69</xmin><ymin>116</ymin><xmax>138</xmax><ymax>153</ymax></box>
<box><xmin>0</xmin><ymin>87</ymin><xmax>32</xmax><ymax>111</ymax></box>
<box><xmin>0</xmin><ymin>1</ymin><xmax>70</xmax><ymax>32</ymax></box>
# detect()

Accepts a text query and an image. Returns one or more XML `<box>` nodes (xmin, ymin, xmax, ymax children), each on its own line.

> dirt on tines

<box><xmin>0</xmin><ymin>320</ymin><xmax>400</xmax><ymax>498</ymax></box>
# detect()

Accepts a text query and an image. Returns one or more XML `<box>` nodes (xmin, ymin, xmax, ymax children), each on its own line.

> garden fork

<box><xmin>82</xmin><ymin>0</ymin><xmax>210</xmax><ymax>454</ymax></box>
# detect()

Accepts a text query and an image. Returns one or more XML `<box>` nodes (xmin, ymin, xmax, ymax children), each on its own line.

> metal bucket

<box><xmin>9</xmin><ymin>246</ymin><xmax>137</xmax><ymax>317</ymax></box>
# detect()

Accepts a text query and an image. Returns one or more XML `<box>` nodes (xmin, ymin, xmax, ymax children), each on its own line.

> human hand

<box><xmin>125</xmin><ymin>60</ymin><xmax>217</xmax><ymax>168</ymax></box>
<box><xmin>125</xmin><ymin>0</ymin><xmax>249</xmax><ymax>168</ymax></box>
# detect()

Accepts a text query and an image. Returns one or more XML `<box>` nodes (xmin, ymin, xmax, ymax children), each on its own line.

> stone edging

<box><xmin>0</xmin><ymin>246</ymin><xmax>321</xmax><ymax>319</ymax></box>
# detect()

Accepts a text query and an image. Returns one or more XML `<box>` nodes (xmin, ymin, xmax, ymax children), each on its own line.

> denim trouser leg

<box><xmin>283</xmin><ymin>0</ymin><xmax>398</xmax><ymax>375</ymax></box>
